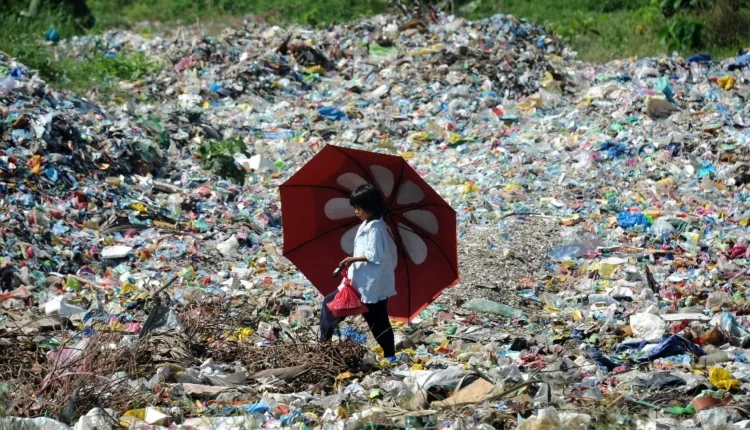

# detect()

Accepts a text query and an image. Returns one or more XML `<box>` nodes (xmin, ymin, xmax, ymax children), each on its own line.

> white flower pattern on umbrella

<box><xmin>324</xmin><ymin>165</ymin><xmax>438</xmax><ymax>265</ymax></box>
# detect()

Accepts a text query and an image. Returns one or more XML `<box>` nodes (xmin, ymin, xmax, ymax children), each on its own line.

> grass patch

<box><xmin>1</xmin><ymin>37</ymin><xmax>161</xmax><ymax>99</ymax></box>
<box><xmin>86</xmin><ymin>0</ymin><xmax>386</xmax><ymax>28</ymax></box>
<box><xmin>462</xmin><ymin>0</ymin><xmax>749</xmax><ymax>61</ymax></box>
<box><xmin>0</xmin><ymin>3</ymin><xmax>160</xmax><ymax>100</ymax></box>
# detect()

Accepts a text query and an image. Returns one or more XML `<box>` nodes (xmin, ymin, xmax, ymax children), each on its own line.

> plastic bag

<box><xmin>708</xmin><ymin>367</ymin><xmax>740</xmax><ymax>391</ymax></box>
<box><xmin>327</xmin><ymin>271</ymin><xmax>368</xmax><ymax>317</ymax></box>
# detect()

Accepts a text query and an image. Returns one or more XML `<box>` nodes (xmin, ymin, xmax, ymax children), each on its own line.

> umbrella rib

<box><xmin>283</xmin><ymin>218</ymin><xmax>361</xmax><ymax>257</ymax></box>
<box><xmin>386</xmin><ymin>157</ymin><xmax>406</xmax><ymax>211</ymax></box>
<box><xmin>388</xmin><ymin>213</ymin><xmax>413</xmax><ymax>319</ymax></box>
<box><xmin>279</xmin><ymin>183</ymin><xmax>349</xmax><ymax>196</ymax></box>
<box><xmin>390</xmin><ymin>212</ymin><xmax>459</xmax><ymax>279</ymax></box>
<box><xmin>390</xmin><ymin>202</ymin><xmax>456</xmax><ymax>214</ymax></box>
<box><xmin>330</xmin><ymin>145</ymin><xmax>374</xmax><ymax>183</ymax></box>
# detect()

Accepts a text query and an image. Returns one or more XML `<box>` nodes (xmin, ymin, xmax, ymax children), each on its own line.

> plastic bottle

<box><xmin>462</xmin><ymin>298</ymin><xmax>525</xmax><ymax>318</ymax></box>
<box><xmin>698</xmin><ymin>351</ymin><xmax>731</xmax><ymax>366</ymax></box>
<box><xmin>541</xmin><ymin>292</ymin><xmax>564</xmax><ymax>309</ymax></box>
<box><xmin>588</xmin><ymin>294</ymin><xmax>618</xmax><ymax>305</ymax></box>
<box><xmin>257</xmin><ymin>322</ymin><xmax>276</xmax><ymax>340</ymax></box>
<box><xmin>652</xmin><ymin>218</ymin><xmax>675</xmax><ymax>235</ymax></box>
<box><xmin>706</xmin><ymin>291</ymin><xmax>731</xmax><ymax>310</ymax></box>
<box><xmin>549</xmin><ymin>245</ymin><xmax>584</xmax><ymax>261</ymax></box>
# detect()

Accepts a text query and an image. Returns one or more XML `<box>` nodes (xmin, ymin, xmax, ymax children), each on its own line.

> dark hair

<box><xmin>350</xmin><ymin>184</ymin><xmax>385</xmax><ymax>218</ymax></box>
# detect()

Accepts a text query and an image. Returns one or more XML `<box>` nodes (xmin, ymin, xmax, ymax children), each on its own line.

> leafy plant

<box><xmin>703</xmin><ymin>0</ymin><xmax>750</xmax><ymax>47</ymax></box>
<box><xmin>659</xmin><ymin>15</ymin><xmax>703</xmax><ymax>49</ymax></box>
<box><xmin>655</xmin><ymin>0</ymin><xmax>713</xmax><ymax>16</ymax></box>
<box><xmin>548</xmin><ymin>14</ymin><xmax>598</xmax><ymax>41</ymax></box>
<box><xmin>198</xmin><ymin>139</ymin><xmax>249</xmax><ymax>184</ymax></box>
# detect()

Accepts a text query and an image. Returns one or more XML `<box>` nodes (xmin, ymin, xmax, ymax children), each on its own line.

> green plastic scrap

<box><xmin>369</xmin><ymin>43</ymin><xmax>399</xmax><ymax>57</ymax></box>
<box><xmin>65</xmin><ymin>276</ymin><xmax>82</xmax><ymax>291</ymax></box>
<box><xmin>663</xmin><ymin>404</ymin><xmax>695</xmax><ymax>415</ymax></box>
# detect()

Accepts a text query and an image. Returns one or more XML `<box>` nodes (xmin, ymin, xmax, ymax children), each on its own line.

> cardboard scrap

<box><xmin>431</xmin><ymin>378</ymin><xmax>496</xmax><ymax>407</ymax></box>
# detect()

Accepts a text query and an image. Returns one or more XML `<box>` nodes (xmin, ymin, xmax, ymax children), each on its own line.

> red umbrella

<box><xmin>280</xmin><ymin>145</ymin><xmax>458</xmax><ymax>322</ymax></box>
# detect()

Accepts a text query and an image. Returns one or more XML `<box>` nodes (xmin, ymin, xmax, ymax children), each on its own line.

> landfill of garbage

<box><xmin>4</xmin><ymin>8</ymin><xmax>750</xmax><ymax>430</ymax></box>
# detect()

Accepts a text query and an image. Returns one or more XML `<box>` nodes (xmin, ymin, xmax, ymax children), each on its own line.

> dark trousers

<box><xmin>319</xmin><ymin>290</ymin><xmax>396</xmax><ymax>358</ymax></box>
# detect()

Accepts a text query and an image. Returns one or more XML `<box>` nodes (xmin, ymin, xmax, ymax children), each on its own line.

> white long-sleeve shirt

<box><xmin>349</xmin><ymin>219</ymin><xmax>398</xmax><ymax>303</ymax></box>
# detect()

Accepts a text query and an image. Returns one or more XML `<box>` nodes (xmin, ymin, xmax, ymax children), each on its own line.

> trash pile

<box><xmin>4</xmin><ymin>8</ymin><xmax>750</xmax><ymax>430</ymax></box>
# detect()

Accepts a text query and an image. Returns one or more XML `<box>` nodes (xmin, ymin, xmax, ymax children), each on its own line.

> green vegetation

<box><xmin>1</xmin><ymin>0</ymin><xmax>749</xmax><ymax>98</ymax></box>
<box><xmin>198</xmin><ymin>139</ymin><xmax>250</xmax><ymax>184</ymax></box>
<box><xmin>461</xmin><ymin>0</ymin><xmax>750</xmax><ymax>61</ymax></box>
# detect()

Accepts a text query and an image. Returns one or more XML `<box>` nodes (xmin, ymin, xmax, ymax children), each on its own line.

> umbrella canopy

<box><xmin>280</xmin><ymin>145</ymin><xmax>458</xmax><ymax>321</ymax></box>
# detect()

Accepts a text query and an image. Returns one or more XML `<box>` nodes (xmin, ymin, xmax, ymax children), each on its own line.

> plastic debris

<box><xmin>2</xmin><ymin>4</ymin><xmax>750</xmax><ymax>429</ymax></box>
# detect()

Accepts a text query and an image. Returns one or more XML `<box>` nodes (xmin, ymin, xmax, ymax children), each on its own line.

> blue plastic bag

<box><xmin>686</xmin><ymin>54</ymin><xmax>711</xmax><ymax>64</ymax></box>
<box><xmin>615</xmin><ymin>335</ymin><xmax>705</xmax><ymax>362</ymax></box>
<box><xmin>318</xmin><ymin>106</ymin><xmax>348</xmax><ymax>121</ymax></box>
<box><xmin>616</xmin><ymin>212</ymin><xmax>651</xmax><ymax>228</ymax></box>
<box><xmin>698</xmin><ymin>164</ymin><xmax>715</xmax><ymax>179</ymax></box>
<box><xmin>586</xmin><ymin>347</ymin><xmax>619</xmax><ymax>371</ymax></box>
<box><xmin>656</xmin><ymin>76</ymin><xmax>674</xmax><ymax>103</ymax></box>
<box><xmin>735</xmin><ymin>53</ymin><xmax>750</xmax><ymax>67</ymax></box>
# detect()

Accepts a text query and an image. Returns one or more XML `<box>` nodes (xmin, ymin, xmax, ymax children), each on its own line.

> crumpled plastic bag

<box><xmin>630</xmin><ymin>312</ymin><xmax>667</xmax><ymax>341</ymax></box>
<box><xmin>517</xmin><ymin>406</ymin><xmax>591</xmax><ymax>430</ymax></box>
<box><xmin>0</xmin><ymin>417</ymin><xmax>71</xmax><ymax>430</ymax></box>
<box><xmin>392</xmin><ymin>368</ymin><xmax>474</xmax><ymax>393</ymax></box>
<box><xmin>717</xmin><ymin>75</ymin><xmax>735</xmax><ymax>90</ymax></box>
<box><xmin>711</xmin><ymin>312</ymin><xmax>750</xmax><ymax>347</ymax></box>
<box><xmin>327</xmin><ymin>275</ymin><xmax>368</xmax><ymax>317</ymax></box>
<box><xmin>616</xmin><ymin>335</ymin><xmax>705</xmax><ymax>362</ymax></box>
<box><xmin>216</xmin><ymin>236</ymin><xmax>240</xmax><ymax>257</ymax></box>
<box><xmin>140</xmin><ymin>307</ymin><xmax>183</xmax><ymax>338</ymax></box>
<box><xmin>708</xmin><ymin>367</ymin><xmax>740</xmax><ymax>391</ymax></box>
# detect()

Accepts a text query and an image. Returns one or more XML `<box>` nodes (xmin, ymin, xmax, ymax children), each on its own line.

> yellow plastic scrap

<box><xmin>120</xmin><ymin>283</ymin><xmax>136</xmax><ymax>294</ymax></box>
<box><xmin>709</xmin><ymin>367</ymin><xmax>740</xmax><ymax>391</ymax></box>
<box><xmin>29</xmin><ymin>155</ymin><xmax>42</xmax><ymax>174</ymax></box>
<box><xmin>517</xmin><ymin>93</ymin><xmax>544</xmax><ymax>113</ymax></box>
<box><xmin>717</xmin><ymin>75</ymin><xmax>735</xmax><ymax>90</ymax></box>
<box><xmin>122</xmin><ymin>409</ymin><xmax>146</xmax><ymax>420</ymax></box>
<box><xmin>409</xmin><ymin>132</ymin><xmax>431</xmax><ymax>142</ymax></box>
<box><xmin>657</xmin><ymin>177</ymin><xmax>676</xmax><ymax>188</ymax></box>
<box><xmin>307</xmin><ymin>65</ymin><xmax>326</xmax><ymax>76</ymax></box>
<box><xmin>541</xmin><ymin>71</ymin><xmax>561</xmax><ymax>91</ymax></box>
<box><xmin>401</xmin><ymin>151</ymin><xmax>415</xmax><ymax>160</ymax></box>
<box><xmin>504</xmin><ymin>183</ymin><xmax>522</xmax><ymax>192</ymax></box>
<box><xmin>559</xmin><ymin>214</ymin><xmax>581</xmax><ymax>226</ymax></box>
<box><xmin>464</xmin><ymin>182</ymin><xmax>479</xmax><ymax>194</ymax></box>
<box><xmin>410</xmin><ymin>363</ymin><xmax>424</xmax><ymax>371</ymax></box>
<box><xmin>109</xmin><ymin>320</ymin><xmax>125</xmax><ymax>331</ymax></box>
<box><xmin>644</xmin><ymin>209</ymin><xmax>662</xmax><ymax>219</ymax></box>
<box><xmin>130</xmin><ymin>202</ymin><xmax>148</xmax><ymax>212</ymax></box>
<box><xmin>409</xmin><ymin>44</ymin><xmax>444</xmax><ymax>57</ymax></box>
<box><xmin>447</xmin><ymin>132</ymin><xmax>464</xmax><ymax>146</ymax></box>
<box><xmin>598</xmin><ymin>262</ymin><xmax>619</xmax><ymax>279</ymax></box>
<box><xmin>401</xmin><ymin>348</ymin><xmax>417</xmax><ymax>357</ymax></box>
<box><xmin>378</xmin><ymin>359</ymin><xmax>394</xmax><ymax>369</ymax></box>
<box><xmin>227</xmin><ymin>327</ymin><xmax>254</xmax><ymax>342</ymax></box>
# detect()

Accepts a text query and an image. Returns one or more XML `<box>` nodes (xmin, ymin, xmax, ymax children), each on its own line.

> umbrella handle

<box><xmin>332</xmin><ymin>263</ymin><xmax>346</xmax><ymax>278</ymax></box>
